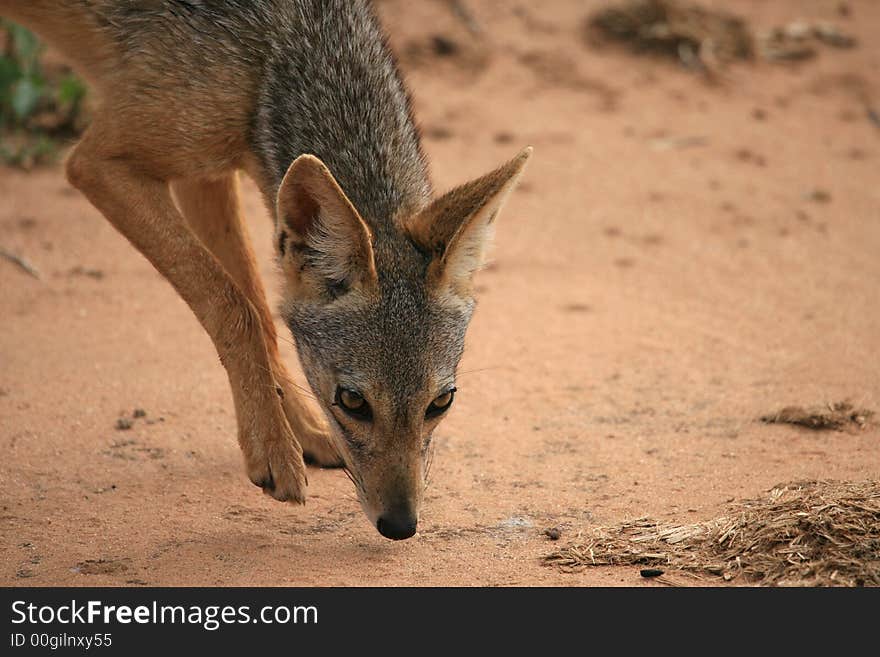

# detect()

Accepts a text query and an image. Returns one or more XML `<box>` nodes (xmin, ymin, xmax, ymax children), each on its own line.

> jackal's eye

<box><xmin>426</xmin><ymin>388</ymin><xmax>455</xmax><ymax>419</ymax></box>
<box><xmin>334</xmin><ymin>387</ymin><xmax>372</xmax><ymax>420</ymax></box>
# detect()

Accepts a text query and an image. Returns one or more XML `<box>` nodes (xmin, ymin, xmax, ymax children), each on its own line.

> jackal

<box><xmin>1</xmin><ymin>0</ymin><xmax>530</xmax><ymax>540</ymax></box>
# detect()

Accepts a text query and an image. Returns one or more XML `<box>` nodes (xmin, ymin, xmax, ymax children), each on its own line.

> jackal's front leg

<box><xmin>171</xmin><ymin>175</ymin><xmax>342</xmax><ymax>468</ymax></box>
<box><xmin>66</xmin><ymin>138</ymin><xmax>307</xmax><ymax>503</ymax></box>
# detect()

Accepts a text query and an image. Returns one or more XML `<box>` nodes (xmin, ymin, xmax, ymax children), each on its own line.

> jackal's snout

<box><xmin>376</xmin><ymin>504</ymin><xmax>418</xmax><ymax>540</ymax></box>
<box><xmin>360</xmin><ymin>456</ymin><xmax>424</xmax><ymax>541</ymax></box>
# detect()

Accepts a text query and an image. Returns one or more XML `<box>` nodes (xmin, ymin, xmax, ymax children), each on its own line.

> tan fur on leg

<box><xmin>67</xmin><ymin>130</ymin><xmax>307</xmax><ymax>502</ymax></box>
<box><xmin>172</xmin><ymin>174</ymin><xmax>342</xmax><ymax>467</ymax></box>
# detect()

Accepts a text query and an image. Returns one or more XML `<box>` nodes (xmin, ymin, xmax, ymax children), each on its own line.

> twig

<box><xmin>649</xmin><ymin>135</ymin><xmax>709</xmax><ymax>151</ymax></box>
<box><xmin>445</xmin><ymin>0</ymin><xmax>482</xmax><ymax>36</ymax></box>
<box><xmin>0</xmin><ymin>247</ymin><xmax>41</xmax><ymax>279</ymax></box>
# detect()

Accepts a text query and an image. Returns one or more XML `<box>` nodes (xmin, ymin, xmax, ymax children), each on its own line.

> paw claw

<box><xmin>243</xmin><ymin>430</ymin><xmax>307</xmax><ymax>505</ymax></box>
<box><xmin>250</xmin><ymin>469</ymin><xmax>275</xmax><ymax>492</ymax></box>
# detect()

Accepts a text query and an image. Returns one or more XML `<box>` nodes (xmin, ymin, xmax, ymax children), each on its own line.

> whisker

<box><xmin>248</xmin><ymin>361</ymin><xmax>319</xmax><ymax>401</ymax></box>
<box><xmin>276</xmin><ymin>334</ymin><xmax>299</xmax><ymax>350</ymax></box>
<box><xmin>250</xmin><ymin>380</ymin><xmax>294</xmax><ymax>393</ymax></box>
<box><xmin>255</xmin><ymin>380</ymin><xmax>318</xmax><ymax>402</ymax></box>
<box><xmin>424</xmin><ymin>441</ymin><xmax>437</xmax><ymax>490</ymax></box>
<box><xmin>287</xmin><ymin>380</ymin><xmax>318</xmax><ymax>398</ymax></box>
<box><xmin>341</xmin><ymin>465</ymin><xmax>365</xmax><ymax>495</ymax></box>
<box><xmin>456</xmin><ymin>365</ymin><xmax>508</xmax><ymax>377</ymax></box>
<box><xmin>260</xmin><ymin>384</ymin><xmax>293</xmax><ymax>397</ymax></box>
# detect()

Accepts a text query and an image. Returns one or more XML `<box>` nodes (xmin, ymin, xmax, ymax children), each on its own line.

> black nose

<box><xmin>376</xmin><ymin>512</ymin><xmax>418</xmax><ymax>540</ymax></box>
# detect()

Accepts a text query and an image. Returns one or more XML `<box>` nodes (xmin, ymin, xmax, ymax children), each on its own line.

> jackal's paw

<box><xmin>276</xmin><ymin>382</ymin><xmax>344</xmax><ymax>468</ymax></box>
<box><xmin>299</xmin><ymin>430</ymin><xmax>345</xmax><ymax>469</ymax></box>
<box><xmin>244</xmin><ymin>432</ymin><xmax>308</xmax><ymax>504</ymax></box>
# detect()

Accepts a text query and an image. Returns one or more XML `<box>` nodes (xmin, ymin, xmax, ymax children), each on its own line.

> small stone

<box><xmin>543</xmin><ymin>527</ymin><xmax>562</xmax><ymax>541</ymax></box>
<box><xmin>808</xmin><ymin>189</ymin><xmax>832</xmax><ymax>203</ymax></box>
<box><xmin>431</xmin><ymin>35</ymin><xmax>458</xmax><ymax>57</ymax></box>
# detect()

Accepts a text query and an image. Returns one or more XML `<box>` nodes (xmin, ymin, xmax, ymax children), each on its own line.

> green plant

<box><xmin>0</xmin><ymin>20</ymin><xmax>87</xmax><ymax>168</ymax></box>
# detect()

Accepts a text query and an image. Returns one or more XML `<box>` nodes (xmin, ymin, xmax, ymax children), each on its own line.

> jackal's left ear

<box><xmin>406</xmin><ymin>147</ymin><xmax>532</xmax><ymax>295</ymax></box>
<box><xmin>276</xmin><ymin>154</ymin><xmax>377</xmax><ymax>299</ymax></box>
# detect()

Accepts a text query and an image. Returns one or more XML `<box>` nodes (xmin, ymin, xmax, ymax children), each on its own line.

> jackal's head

<box><xmin>274</xmin><ymin>148</ymin><xmax>531</xmax><ymax>539</ymax></box>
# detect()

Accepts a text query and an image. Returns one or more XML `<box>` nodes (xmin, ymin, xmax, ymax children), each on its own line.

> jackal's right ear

<box><xmin>275</xmin><ymin>155</ymin><xmax>377</xmax><ymax>299</ymax></box>
<box><xmin>405</xmin><ymin>147</ymin><xmax>532</xmax><ymax>297</ymax></box>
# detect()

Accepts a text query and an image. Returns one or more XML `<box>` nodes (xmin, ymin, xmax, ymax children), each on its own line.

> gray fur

<box><xmin>252</xmin><ymin>0</ymin><xmax>433</xmax><ymax>223</ymax></box>
<box><xmin>18</xmin><ymin>1</ymin><xmax>432</xmax><ymax>216</ymax></box>
<box><xmin>285</xmin><ymin>243</ymin><xmax>473</xmax><ymax>442</ymax></box>
<box><xmin>244</xmin><ymin>2</ymin><xmax>471</xmax><ymax>452</ymax></box>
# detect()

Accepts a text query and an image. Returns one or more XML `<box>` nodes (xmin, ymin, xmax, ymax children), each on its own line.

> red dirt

<box><xmin>1</xmin><ymin>0</ymin><xmax>878</xmax><ymax>586</ymax></box>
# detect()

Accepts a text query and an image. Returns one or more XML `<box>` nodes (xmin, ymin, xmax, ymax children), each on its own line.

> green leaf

<box><xmin>8</xmin><ymin>23</ymin><xmax>43</xmax><ymax>73</ymax></box>
<box><xmin>0</xmin><ymin>56</ymin><xmax>21</xmax><ymax>95</ymax></box>
<box><xmin>11</xmin><ymin>75</ymin><xmax>42</xmax><ymax>120</ymax></box>
<box><xmin>57</xmin><ymin>74</ymin><xmax>86</xmax><ymax>106</ymax></box>
<box><xmin>0</xmin><ymin>60</ymin><xmax>20</xmax><ymax>84</ymax></box>
<box><xmin>0</xmin><ymin>21</ymin><xmax>87</xmax><ymax>167</ymax></box>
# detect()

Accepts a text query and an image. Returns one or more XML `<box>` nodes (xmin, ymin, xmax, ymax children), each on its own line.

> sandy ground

<box><xmin>1</xmin><ymin>0</ymin><xmax>878</xmax><ymax>586</ymax></box>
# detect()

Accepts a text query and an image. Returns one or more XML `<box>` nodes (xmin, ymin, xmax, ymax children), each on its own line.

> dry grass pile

<box><xmin>761</xmin><ymin>402</ymin><xmax>874</xmax><ymax>432</ymax></box>
<box><xmin>588</xmin><ymin>0</ymin><xmax>753</xmax><ymax>68</ymax></box>
<box><xmin>588</xmin><ymin>0</ymin><xmax>856</xmax><ymax>73</ymax></box>
<box><xmin>545</xmin><ymin>480</ymin><xmax>880</xmax><ymax>586</ymax></box>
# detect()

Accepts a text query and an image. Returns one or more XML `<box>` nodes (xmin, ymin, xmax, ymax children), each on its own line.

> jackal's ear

<box><xmin>406</xmin><ymin>147</ymin><xmax>532</xmax><ymax>296</ymax></box>
<box><xmin>276</xmin><ymin>154</ymin><xmax>377</xmax><ymax>299</ymax></box>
